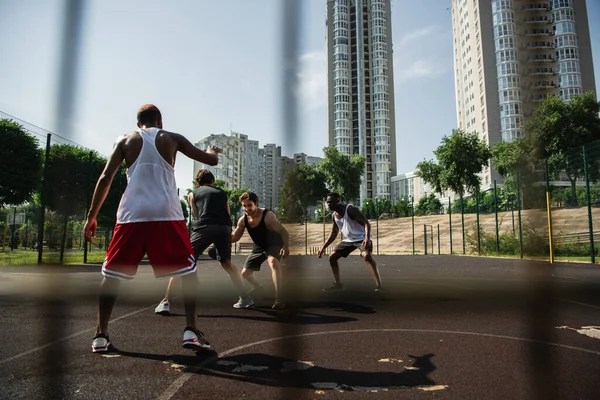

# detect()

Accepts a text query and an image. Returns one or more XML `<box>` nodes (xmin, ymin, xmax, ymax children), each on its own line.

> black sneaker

<box><xmin>183</xmin><ymin>327</ymin><xmax>211</xmax><ymax>350</ymax></box>
<box><xmin>92</xmin><ymin>333</ymin><xmax>110</xmax><ymax>353</ymax></box>
<box><xmin>323</xmin><ymin>283</ymin><xmax>344</xmax><ymax>292</ymax></box>
<box><xmin>375</xmin><ymin>285</ymin><xmax>383</xmax><ymax>292</ymax></box>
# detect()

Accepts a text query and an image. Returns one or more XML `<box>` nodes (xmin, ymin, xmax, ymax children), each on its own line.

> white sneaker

<box><xmin>154</xmin><ymin>300</ymin><xmax>170</xmax><ymax>315</ymax></box>
<box><xmin>233</xmin><ymin>297</ymin><xmax>254</xmax><ymax>309</ymax></box>
<box><xmin>92</xmin><ymin>333</ymin><xmax>110</xmax><ymax>353</ymax></box>
<box><xmin>183</xmin><ymin>328</ymin><xmax>211</xmax><ymax>350</ymax></box>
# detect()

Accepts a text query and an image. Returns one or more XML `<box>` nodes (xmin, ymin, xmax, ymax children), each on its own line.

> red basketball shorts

<box><xmin>102</xmin><ymin>220</ymin><xmax>195</xmax><ymax>280</ymax></box>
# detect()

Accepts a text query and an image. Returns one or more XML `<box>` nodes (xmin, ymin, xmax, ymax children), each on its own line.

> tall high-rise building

<box><xmin>326</xmin><ymin>0</ymin><xmax>397</xmax><ymax>203</ymax></box>
<box><xmin>452</xmin><ymin>0</ymin><xmax>596</xmax><ymax>189</ymax></box>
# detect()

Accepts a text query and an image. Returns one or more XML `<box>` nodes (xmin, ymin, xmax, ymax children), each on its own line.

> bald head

<box><xmin>136</xmin><ymin>104</ymin><xmax>162</xmax><ymax>128</ymax></box>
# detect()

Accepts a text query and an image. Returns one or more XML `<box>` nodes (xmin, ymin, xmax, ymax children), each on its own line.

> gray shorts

<box><xmin>244</xmin><ymin>246</ymin><xmax>282</xmax><ymax>271</ymax></box>
<box><xmin>333</xmin><ymin>240</ymin><xmax>372</xmax><ymax>258</ymax></box>
<box><xmin>190</xmin><ymin>225</ymin><xmax>232</xmax><ymax>262</ymax></box>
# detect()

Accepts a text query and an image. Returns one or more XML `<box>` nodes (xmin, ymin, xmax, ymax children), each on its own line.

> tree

<box><xmin>280</xmin><ymin>164</ymin><xmax>328</xmax><ymax>222</ymax></box>
<box><xmin>96</xmin><ymin>164</ymin><xmax>127</xmax><ymax>228</ymax></box>
<box><xmin>361</xmin><ymin>198</ymin><xmax>376</xmax><ymax>219</ymax></box>
<box><xmin>525</xmin><ymin>91</ymin><xmax>600</xmax><ymax>203</ymax></box>
<box><xmin>417</xmin><ymin>129</ymin><xmax>492</xmax><ymax>198</ymax></box>
<box><xmin>317</xmin><ymin>146</ymin><xmax>365</xmax><ymax>203</ymax></box>
<box><xmin>43</xmin><ymin>144</ymin><xmax>105</xmax><ymax>261</ymax></box>
<box><xmin>491</xmin><ymin>136</ymin><xmax>538</xmax><ymax>194</ymax></box>
<box><xmin>415</xmin><ymin>194</ymin><xmax>442</xmax><ymax>216</ymax></box>
<box><xmin>0</xmin><ymin>119</ymin><xmax>42</xmax><ymax>207</ymax></box>
<box><xmin>393</xmin><ymin>197</ymin><xmax>411</xmax><ymax>217</ymax></box>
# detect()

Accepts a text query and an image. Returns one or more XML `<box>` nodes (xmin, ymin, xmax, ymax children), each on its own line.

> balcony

<box><xmin>523</xmin><ymin>16</ymin><xmax>551</xmax><ymax>24</ymax></box>
<box><xmin>522</xmin><ymin>3</ymin><xmax>551</xmax><ymax>12</ymax></box>
<box><xmin>527</xmin><ymin>41</ymin><xmax>554</xmax><ymax>49</ymax></box>
<box><xmin>528</xmin><ymin>55</ymin><xmax>556</xmax><ymax>63</ymax></box>
<box><xmin>529</xmin><ymin>81</ymin><xmax>558</xmax><ymax>89</ymax></box>
<box><xmin>524</xmin><ymin>29</ymin><xmax>553</xmax><ymax>36</ymax></box>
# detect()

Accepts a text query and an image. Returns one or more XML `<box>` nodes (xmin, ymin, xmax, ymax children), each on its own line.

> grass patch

<box><xmin>0</xmin><ymin>250</ymin><xmax>106</xmax><ymax>266</ymax></box>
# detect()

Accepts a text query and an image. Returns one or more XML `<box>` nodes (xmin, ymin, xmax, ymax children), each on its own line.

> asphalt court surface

<box><xmin>1</xmin><ymin>255</ymin><xmax>600</xmax><ymax>399</ymax></box>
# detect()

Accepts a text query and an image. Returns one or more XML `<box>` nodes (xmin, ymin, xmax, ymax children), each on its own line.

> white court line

<box><xmin>559</xmin><ymin>299</ymin><xmax>600</xmax><ymax>311</ymax></box>
<box><xmin>158</xmin><ymin>328</ymin><xmax>600</xmax><ymax>400</ymax></box>
<box><xmin>0</xmin><ymin>305</ymin><xmax>154</xmax><ymax>365</ymax></box>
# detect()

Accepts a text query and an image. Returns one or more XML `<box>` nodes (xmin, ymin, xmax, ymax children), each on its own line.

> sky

<box><xmin>0</xmin><ymin>0</ymin><xmax>599</xmax><ymax>194</ymax></box>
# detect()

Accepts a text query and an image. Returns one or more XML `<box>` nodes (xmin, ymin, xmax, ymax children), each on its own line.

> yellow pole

<box><xmin>546</xmin><ymin>191</ymin><xmax>554</xmax><ymax>263</ymax></box>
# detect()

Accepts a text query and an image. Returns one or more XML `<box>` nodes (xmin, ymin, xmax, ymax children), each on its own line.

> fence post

<box><xmin>83</xmin><ymin>151</ymin><xmax>93</xmax><ymax>263</ymax></box>
<box><xmin>424</xmin><ymin>225</ymin><xmax>427</xmax><ymax>255</ymax></box>
<box><xmin>10</xmin><ymin>207</ymin><xmax>17</xmax><ymax>251</ymax></box>
<box><xmin>375</xmin><ymin>198</ymin><xmax>379</xmax><ymax>256</ymax></box>
<box><xmin>37</xmin><ymin>133</ymin><xmax>52</xmax><ymax>264</ymax></box>
<box><xmin>411</xmin><ymin>196</ymin><xmax>415</xmax><ymax>255</ymax></box>
<box><xmin>517</xmin><ymin>172</ymin><xmax>523</xmax><ymax>259</ymax></box>
<box><xmin>304</xmin><ymin>210</ymin><xmax>308</xmax><ymax>256</ymax></box>
<box><xmin>494</xmin><ymin>181</ymin><xmax>500</xmax><ymax>255</ymax></box>
<box><xmin>545</xmin><ymin>159</ymin><xmax>554</xmax><ymax>264</ymax></box>
<box><xmin>437</xmin><ymin>224</ymin><xmax>441</xmax><ymax>254</ymax></box>
<box><xmin>460</xmin><ymin>192</ymin><xmax>467</xmax><ymax>254</ymax></box>
<box><xmin>448</xmin><ymin>197</ymin><xmax>453</xmax><ymax>254</ymax></box>
<box><xmin>476</xmin><ymin>186</ymin><xmax>481</xmax><ymax>255</ymax></box>
<box><xmin>582</xmin><ymin>145</ymin><xmax>596</xmax><ymax>264</ymax></box>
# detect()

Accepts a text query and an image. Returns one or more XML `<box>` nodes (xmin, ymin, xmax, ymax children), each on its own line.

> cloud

<box><xmin>393</xmin><ymin>25</ymin><xmax>450</xmax><ymax>84</ymax></box>
<box><xmin>394</xmin><ymin>58</ymin><xmax>445</xmax><ymax>83</ymax></box>
<box><xmin>396</xmin><ymin>26</ymin><xmax>438</xmax><ymax>48</ymax></box>
<box><xmin>296</xmin><ymin>51</ymin><xmax>327</xmax><ymax>112</ymax></box>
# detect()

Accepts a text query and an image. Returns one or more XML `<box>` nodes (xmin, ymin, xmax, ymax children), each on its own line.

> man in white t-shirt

<box><xmin>317</xmin><ymin>192</ymin><xmax>383</xmax><ymax>292</ymax></box>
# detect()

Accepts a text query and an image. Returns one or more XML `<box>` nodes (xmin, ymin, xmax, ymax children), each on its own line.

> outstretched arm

<box><xmin>264</xmin><ymin>211</ymin><xmax>290</xmax><ymax>257</ymax></box>
<box><xmin>317</xmin><ymin>216</ymin><xmax>339</xmax><ymax>258</ymax></box>
<box><xmin>172</xmin><ymin>132</ymin><xmax>220</xmax><ymax>166</ymax></box>
<box><xmin>84</xmin><ymin>137</ymin><xmax>126</xmax><ymax>242</ymax></box>
<box><xmin>231</xmin><ymin>216</ymin><xmax>246</xmax><ymax>243</ymax></box>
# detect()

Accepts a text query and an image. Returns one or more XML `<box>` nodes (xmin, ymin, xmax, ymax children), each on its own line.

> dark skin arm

<box><xmin>264</xmin><ymin>211</ymin><xmax>290</xmax><ymax>258</ymax></box>
<box><xmin>317</xmin><ymin>215</ymin><xmax>339</xmax><ymax>258</ymax></box>
<box><xmin>170</xmin><ymin>131</ymin><xmax>220</xmax><ymax>166</ymax></box>
<box><xmin>347</xmin><ymin>205</ymin><xmax>372</xmax><ymax>250</ymax></box>
<box><xmin>84</xmin><ymin>137</ymin><xmax>126</xmax><ymax>242</ymax></box>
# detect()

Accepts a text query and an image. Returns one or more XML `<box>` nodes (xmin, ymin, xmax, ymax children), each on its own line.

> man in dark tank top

<box><xmin>231</xmin><ymin>191</ymin><xmax>290</xmax><ymax>309</ymax></box>
<box><xmin>155</xmin><ymin>170</ymin><xmax>253</xmax><ymax>313</ymax></box>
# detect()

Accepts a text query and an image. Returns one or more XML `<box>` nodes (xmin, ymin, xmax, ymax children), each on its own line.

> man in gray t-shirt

<box><xmin>155</xmin><ymin>169</ymin><xmax>253</xmax><ymax>313</ymax></box>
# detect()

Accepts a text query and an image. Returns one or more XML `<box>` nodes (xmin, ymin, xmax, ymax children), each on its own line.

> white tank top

<box><xmin>116</xmin><ymin>128</ymin><xmax>184</xmax><ymax>223</ymax></box>
<box><xmin>334</xmin><ymin>204</ymin><xmax>371</xmax><ymax>243</ymax></box>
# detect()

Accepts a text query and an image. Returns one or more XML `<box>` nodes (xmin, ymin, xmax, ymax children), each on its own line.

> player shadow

<box><xmin>202</xmin><ymin>307</ymin><xmax>359</xmax><ymax>325</ymax></box>
<box><xmin>192</xmin><ymin>353</ymin><xmax>438</xmax><ymax>391</ymax></box>
<box><xmin>112</xmin><ymin>346</ymin><xmax>219</xmax><ymax>367</ymax></box>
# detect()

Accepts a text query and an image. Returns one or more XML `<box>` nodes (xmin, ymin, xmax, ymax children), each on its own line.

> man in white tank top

<box><xmin>83</xmin><ymin>104</ymin><xmax>220</xmax><ymax>353</ymax></box>
<box><xmin>317</xmin><ymin>192</ymin><xmax>383</xmax><ymax>292</ymax></box>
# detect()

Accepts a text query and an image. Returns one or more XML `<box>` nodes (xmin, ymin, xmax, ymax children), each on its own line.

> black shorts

<box><xmin>190</xmin><ymin>225</ymin><xmax>232</xmax><ymax>262</ymax></box>
<box><xmin>244</xmin><ymin>246</ymin><xmax>282</xmax><ymax>271</ymax></box>
<box><xmin>333</xmin><ymin>240</ymin><xmax>372</xmax><ymax>258</ymax></box>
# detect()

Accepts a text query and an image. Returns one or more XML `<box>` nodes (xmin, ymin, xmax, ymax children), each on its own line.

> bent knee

<box><xmin>329</xmin><ymin>252</ymin><xmax>341</xmax><ymax>262</ymax></box>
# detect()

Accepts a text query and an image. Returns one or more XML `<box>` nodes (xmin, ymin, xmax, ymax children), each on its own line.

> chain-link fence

<box><xmin>278</xmin><ymin>140</ymin><xmax>599</xmax><ymax>264</ymax></box>
<box><xmin>0</xmin><ymin>111</ymin><xmax>126</xmax><ymax>266</ymax></box>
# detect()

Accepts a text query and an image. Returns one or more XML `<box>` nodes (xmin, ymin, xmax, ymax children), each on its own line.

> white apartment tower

<box><xmin>452</xmin><ymin>0</ymin><xmax>596</xmax><ymax>189</ymax></box>
<box><xmin>326</xmin><ymin>0</ymin><xmax>397</xmax><ymax>203</ymax></box>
